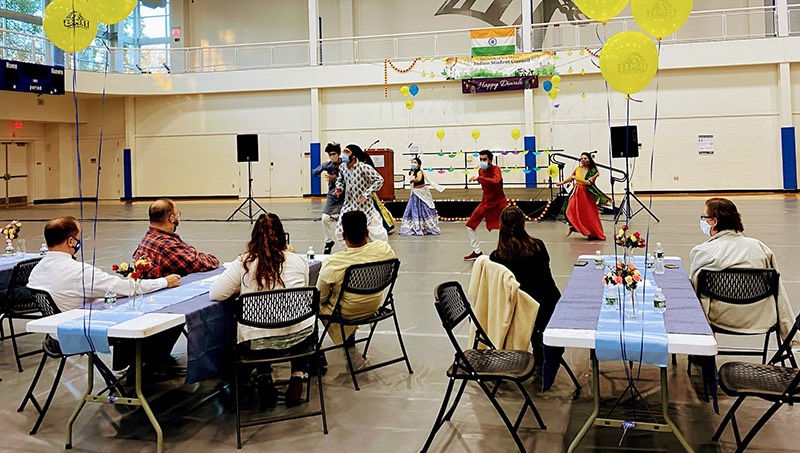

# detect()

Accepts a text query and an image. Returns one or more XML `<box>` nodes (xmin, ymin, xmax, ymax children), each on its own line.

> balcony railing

<box><xmin>0</xmin><ymin>6</ymin><xmax>785</xmax><ymax>75</ymax></box>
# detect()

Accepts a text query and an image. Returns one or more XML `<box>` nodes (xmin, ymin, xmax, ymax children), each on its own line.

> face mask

<box><xmin>341</xmin><ymin>154</ymin><xmax>350</xmax><ymax>164</ymax></box>
<box><xmin>410</xmin><ymin>163</ymin><xmax>418</xmax><ymax>170</ymax></box>
<box><xmin>172</xmin><ymin>218</ymin><xmax>180</xmax><ymax>233</ymax></box>
<box><xmin>479</xmin><ymin>161</ymin><xmax>489</xmax><ymax>170</ymax></box>
<box><xmin>71</xmin><ymin>237</ymin><xmax>81</xmax><ymax>253</ymax></box>
<box><xmin>700</xmin><ymin>218</ymin><xmax>712</xmax><ymax>237</ymax></box>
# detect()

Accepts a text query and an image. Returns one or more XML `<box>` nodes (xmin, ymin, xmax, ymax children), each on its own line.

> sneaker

<box><xmin>323</xmin><ymin>241</ymin><xmax>334</xmax><ymax>255</ymax></box>
<box><xmin>463</xmin><ymin>251</ymin><xmax>483</xmax><ymax>261</ymax></box>
<box><xmin>285</xmin><ymin>376</ymin><xmax>305</xmax><ymax>407</ymax></box>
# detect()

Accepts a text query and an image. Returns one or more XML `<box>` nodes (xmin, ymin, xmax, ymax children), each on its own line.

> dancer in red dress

<box><xmin>464</xmin><ymin>150</ymin><xmax>507</xmax><ymax>260</ymax></box>
<box><xmin>556</xmin><ymin>152</ymin><xmax>607</xmax><ymax>240</ymax></box>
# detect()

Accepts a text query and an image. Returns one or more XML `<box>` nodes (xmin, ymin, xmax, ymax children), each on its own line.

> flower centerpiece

<box><xmin>112</xmin><ymin>258</ymin><xmax>157</xmax><ymax>309</ymax></box>
<box><xmin>2</xmin><ymin>220</ymin><xmax>22</xmax><ymax>255</ymax></box>
<box><xmin>603</xmin><ymin>260</ymin><xmax>642</xmax><ymax>317</ymax></box>
<box><xmin>615</xmin><ymin>224</ymin><xmax>646</xmax><ymax>263</ymax></box>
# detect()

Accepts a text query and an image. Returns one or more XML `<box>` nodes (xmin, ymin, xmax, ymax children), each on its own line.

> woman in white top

<box><xmin>210</xmin><ymin>212</ymin><xmax>310</xmax><ymax>406</ymax></box>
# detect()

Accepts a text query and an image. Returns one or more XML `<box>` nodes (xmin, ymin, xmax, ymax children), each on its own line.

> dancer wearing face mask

<box><xmin>134</xmin><ymin>198</ymin><xmax>220</xmax><ymax>277</ymax></box>
<box><xmin>689</xmin><ymin>197</ymin><xmax>799</xmax><ymax>346</ymax></box>
<box><xmin>333</xmin><ymin>146</ymin><xmax>388</xmax><ymax>248</ymax></box>
<box><xmin>400</xmin><ymin>157</ymin><xmax>442</xmax><ymax>236</ymax></box>
<box><xmin>464</xmin><ymin>150</ymin><xmax>506</xmax><ymax>260</ymax></box>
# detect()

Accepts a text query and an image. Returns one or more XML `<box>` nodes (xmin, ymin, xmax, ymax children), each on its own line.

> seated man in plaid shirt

<box><xmin>134</xmin><ymin>199</ymin><xmax>220</xmax><ymax>276</ymax></box>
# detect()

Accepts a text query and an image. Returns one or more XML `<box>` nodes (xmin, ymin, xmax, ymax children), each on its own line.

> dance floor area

<box><xmin>1</xmin><ymin>194</ymin><xmax>799</xmax><ymax>452</ymax></box>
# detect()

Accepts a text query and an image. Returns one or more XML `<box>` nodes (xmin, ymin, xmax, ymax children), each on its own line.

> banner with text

<box><xmin>444</xmin><ymin>52</ymin><xmax>555</xmax><ymax>80</ymax></box>
<box><xmin>462</xmin><ymin>76</ymin><xmax>538</xmax><ymax>94</ymax></box>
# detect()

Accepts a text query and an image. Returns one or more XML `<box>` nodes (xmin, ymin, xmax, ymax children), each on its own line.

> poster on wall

<box><xmin>461</xmin><ymin>76</ymin><xmax>538</xmax><ymax>94</ymax></box>
<box><xmin>698</xmin><ymin>134</ymin><xmax>714</xmax><ymax>155</ymax></box>
<box><xmin>444</xmin><ymin>52</ymin><xmax>555</xmax><ymax>80</ymax></box>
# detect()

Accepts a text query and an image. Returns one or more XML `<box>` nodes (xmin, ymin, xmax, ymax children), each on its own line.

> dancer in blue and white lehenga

<box><xmin>400</xmin><ymin>157</ymin><xmax>443</xmax><ymax>236</ymax></box>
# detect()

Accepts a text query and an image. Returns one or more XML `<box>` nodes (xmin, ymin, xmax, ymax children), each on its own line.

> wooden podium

<box><xmin>366</xmin><ymin>148</ymin><xmax>395</xmax><ymax>201</ymax></box>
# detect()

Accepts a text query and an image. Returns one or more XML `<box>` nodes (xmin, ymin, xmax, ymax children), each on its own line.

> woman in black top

<box><xmin>489</xmin><ymin>205</ymin><xmax>561</xmax><ymax>366</ymax></box>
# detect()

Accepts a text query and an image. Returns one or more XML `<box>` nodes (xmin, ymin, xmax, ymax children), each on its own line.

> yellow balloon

<box><xmin>400</xmin><ymin>85</ymin><xmax>410</xmax><ymax>97</ymax></box>
<box><xmin>471</xmin><ymin>130</ymin><xmax>480</xmax><ymax>140</ymax></box>
<box><xmin>43</xmin><ymin>0</ymin><xmax>98</xmax><ymax>53</ymax></box>
<box><xmin>436</xmin><ymin>129</ymin><xmax>445</xmax><ymax>140</ymax></box>
<box><xmin>405</xmin><ymin>99</ymin><xmax>415</xmax><ymax>110</ymax></box>
<box><xmin>75</xmin><ymin>0</ymin><xmax>137</xmax><ymax>25</ymax></box>
<box><xmin>547</xmin><ymin>164</ymin><xmax>560</xmax><ymax>179</ymax></box>
<box><xmin>631</xmin><ymin>0</ymin><xmax>693</xmax><ymax>39</ymax></box>
<box><xmin>548</xmin><ymin>88</ymin><xmax>559</xmax><ymax>100</ymax></box>
<box><xmin>511</xmin><ymin>128</ymin><xmax>521</xmax><ymax>140</ymax></box>
<box><xmin>574</xmin><ymin>0</ymin><xmax>630</xmax><ymax>23</ymax></box>
<box><xmin>600</xmin><ymin>31</ymin><xmax>658</xmax><ymax>95</ymax></box>
<box><xmin>551</xmin><ymin>75</ymin><xmax>562</xmax><ymax>87</ymax></box>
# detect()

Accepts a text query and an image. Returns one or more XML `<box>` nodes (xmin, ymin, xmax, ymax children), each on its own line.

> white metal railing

<box><xmin>789</xmin><ymin>5</ymin><xmax>800</xmax><ymax>36</ymax></box>
<box><xmin>0</xmin><ymin>6</ymin><xmax>783</xmax><ymax>74</ymax></box>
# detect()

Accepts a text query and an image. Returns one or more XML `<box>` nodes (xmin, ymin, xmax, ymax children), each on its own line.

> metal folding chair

<box><xmin>0</xmin><ymin>257</ymin><xmax>43</xmax><ymax>372</ymax></box>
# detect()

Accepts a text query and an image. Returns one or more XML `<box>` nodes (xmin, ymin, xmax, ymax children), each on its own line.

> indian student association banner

<box><xmin>444</xmin><ymin>52</ymin><xmax>555</xmax><ymax>80</ymax></box>
<box><xmin>462</xmin><ymin>76</ymin><xmax>538</xmax><ymax>94</ymax></box>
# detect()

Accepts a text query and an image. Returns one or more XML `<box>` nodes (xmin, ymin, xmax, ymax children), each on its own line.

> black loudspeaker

<box><xmin>236</xmin><ymin>134</ymin><xmax>259</xmax><ymax>162</ymax></box>
<box><xmin>610</xmin><ymin>125</ymin><xmax>639</xmax><ymax>158</ymax></box>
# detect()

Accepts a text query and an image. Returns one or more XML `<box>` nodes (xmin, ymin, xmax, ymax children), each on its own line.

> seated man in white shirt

<box><xmin>28</xmin><ymin>216</ymin><xmax>180</xmax><ymax>311</ymax></box>
<box><xmin>317</xmin><ymin>210</ymin><xmax>396</xmax><ymax>345</ymax></box>
<box><xmin>28</xmin><ymin>216</ymin><xmax>182</xmax><ymax>374</ymax></box>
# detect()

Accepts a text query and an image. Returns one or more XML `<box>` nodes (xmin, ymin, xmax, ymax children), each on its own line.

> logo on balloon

<box><xmin>64</xmin><ymin>11</ymin><xmax>90</xmax><ymax>29</ymax></box>
<box><xmin>618</xmin><ymin>54</ymin><xmax>649</xmax><ymax>74</ymax></box>
<box><xmin>648</xmin><ymin>3</ymin><xmax>676</xmax><ymax>19</ymax></box>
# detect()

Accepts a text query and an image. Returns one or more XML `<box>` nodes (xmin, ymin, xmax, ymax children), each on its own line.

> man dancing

<box><xmin>333</xmin><ymin>145</ymin><xmax>388</xmax><ymax>248</ymax></box>
<box><xmin>464</xmin><ymin>150</ymin><xmax>506</xmax><ymax>260</ymax></box>
<box><xmin>312</xmin><ymin>142</ymin><xmax>343</xmax><ymax>254</ymax></box>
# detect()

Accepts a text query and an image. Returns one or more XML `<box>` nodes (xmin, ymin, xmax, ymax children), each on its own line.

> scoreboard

<box><xmin>1</xmin><ymin>59</ymin><xmax>65</xmax><ymax>96</ymax></box>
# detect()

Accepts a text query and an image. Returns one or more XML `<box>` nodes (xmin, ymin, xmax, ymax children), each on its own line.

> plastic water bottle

<box><xmin>604</xmin><ymin>285</ymin><xmax>619</xmax><ymax>311</ymax></box>
<box><xmin>307</xmin><ymin>246</ymin><xmax>315</xmax><ymax>261</ymax></box>
<box><xmin>646</xmin><ymin>253</ymin><xmax>655</xmax><ymax>269</ymax></box>
<box><xmin>653</xmin><ymin>287</ymin><xmax>666</xmax><ymax>314</ymax></box>
<box><xmin>39</xmin><ymin>243</ymin><xmax>48</xmax><ymax>255</ymax></box>
<box><xmin>103</xmin><ymin>288</ymin><xmax>117</xmax><ymax>309</ymax></box>
<box><xmin>654</xmin><ymin>242</ymin><xmax>665</xmax><ymax>275</ymax></box>
<box><xmin>594</xmin><ymin>250</ymin><xmax>604</xmax><ymax>269</ymax></box>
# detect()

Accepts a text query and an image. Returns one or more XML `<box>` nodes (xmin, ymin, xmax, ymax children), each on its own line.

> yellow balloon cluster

<box><xmin>600</xmin><ymin>31</ymin><xmax>658</xmax><ymax>95</ymax></box>
<box><xmin>43</xmin><ymin>0</ymin><xmax>98</xmax><ymax>53</ymax></box>
<box><xmin>631</xmin><ymin>0</ymin><xmax>693</xmax><ymax>39</ymax></box>
<box><xmin>574</xmin><ymin>0</ymin><xmax>629</xmax><ymax>24</ymax></box>
<box><xmin>75</xmin><ymin>0</ymin><xmax>137</xmax><ymax>25</ymax></box>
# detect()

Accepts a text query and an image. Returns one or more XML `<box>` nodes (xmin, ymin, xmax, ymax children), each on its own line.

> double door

<box><xmin>0</xmin><ymin>142</ymin><xmax>29</xmax><ymax>207</ymax></box>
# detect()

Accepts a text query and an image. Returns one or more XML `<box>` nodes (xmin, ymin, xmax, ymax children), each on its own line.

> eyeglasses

<box><xmin>174</xmin><ymin>211</ymin><xmax>182</xmax><ymax>217</ymax></box>
<box><xmin>700</xmin><ymin>215</ymin><xmax>713</xmax><ymax>220</ymax></box>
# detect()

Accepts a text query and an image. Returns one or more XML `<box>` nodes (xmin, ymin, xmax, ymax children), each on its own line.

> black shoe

<box><xmin>323</xmin><ymin>241</ymin><xmax>334</xmax><ymax>255</ymax></box>
<box><xmin>343</xmin><ymin>334</ymin><xmax>356</xmax><ymax>348</ymax></box>
<box><xmin>285</xmin><ymin>376</ymin><xmax>305</xmax><ymax>407</ymax></box>
<box><xmin>256</xmin><ymin>374</ymin><xmax>278</xmax><ymax>410</ymax></box>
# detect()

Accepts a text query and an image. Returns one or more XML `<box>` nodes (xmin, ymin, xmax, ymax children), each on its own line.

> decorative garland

<box><xmin>392</xmin><ymin>198</ymin><xmax>554</xmax><ymax>222</ymax></box>
<box><xmin>384</xmin><ymin>57</ymin><xmax>422</xmax><ymax>98</ymax></box>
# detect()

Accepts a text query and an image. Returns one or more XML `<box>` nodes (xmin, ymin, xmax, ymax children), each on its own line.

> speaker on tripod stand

<box><xmin>227</xmin><ymin>134</ymin><xmax>267</xmax><ymax>223</ymax></box>
<box><xmin>609</xmin><ymin>125</ymin><xmax>659</xmax><ymax>222</ymax></box>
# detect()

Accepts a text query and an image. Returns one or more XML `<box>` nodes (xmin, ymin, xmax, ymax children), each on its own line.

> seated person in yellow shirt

<box><xmin>317</xmin><ymin>210</ymin><xmax>396</xmax><ymax>344</ymax></box>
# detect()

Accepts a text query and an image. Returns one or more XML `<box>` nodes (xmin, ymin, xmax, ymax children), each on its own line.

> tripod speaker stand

<box><xmin>227</xmin><ymin>134</ymin><xmax>267</xmax><ymax>223</ymax></box>
<box><xmin>610</xmin><ymin>126</ymin><xmax>659</xmax><ymax>223</ymax></box>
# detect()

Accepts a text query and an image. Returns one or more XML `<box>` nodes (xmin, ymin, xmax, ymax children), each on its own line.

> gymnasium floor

<box><xmin>1</xmin><ymin>193</ymin><xmax>798</xmax><ymax>452</ymax></box>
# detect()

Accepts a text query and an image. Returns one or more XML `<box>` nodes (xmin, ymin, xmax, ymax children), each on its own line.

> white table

<box><xmin>27</xmin><ymin>310</ymin><xmax>185</xmax><ymax>453</ymax></box>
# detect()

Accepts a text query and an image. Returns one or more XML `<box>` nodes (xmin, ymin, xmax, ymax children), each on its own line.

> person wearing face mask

<box><xmin>332</xmin><ymin>145</ymin><xmax>388</xmax><ymax>248</ymax></box>
<box><xmin>312</xmin><ymin>142</ymin><xmax>344</xmax><ymax>254</ymax></box>
<box><xmin>555</xmin><ymin>151</ymin><xmax>607</xmax><ymax>240</ymax></box>
<box><xmin>689</xmin><ymin>197</ymin><xmax>799</xmax><ymax>346</ymax></box>
<box><xmin>133</xmin><ymin>199</ymin><xmax>220</xmax><ymax>277</ymax></box>
<box><xmin>28</xmin><ymin>216</ymin><xmax>180</xmax><ymax>311</ymax></box>
<box><xmin>399</xmin><ymin>156</ymin><xmax>442</xmax><ymax>236</ymax></box>
<box><xmin>464</xmin><ymin>150</ymin><xmax>506</xmax><ymax>260</ymax></box>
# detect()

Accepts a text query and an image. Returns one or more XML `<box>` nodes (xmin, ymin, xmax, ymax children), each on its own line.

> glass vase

<box><xmin>128</xmin><ymin>279</ymin><xmax>143</xmax><ymax>311</ymax></box>
<box><xmin>626</xmin><ymin>287</ymin><xmax>638</xmax><ymax>319</ymax></box>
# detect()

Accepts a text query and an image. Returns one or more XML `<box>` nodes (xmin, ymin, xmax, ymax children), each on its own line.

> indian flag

<box><xmin>471</xmin><ymin>27</ymin><xmax>517</xmax><ymax>57</ymax></box>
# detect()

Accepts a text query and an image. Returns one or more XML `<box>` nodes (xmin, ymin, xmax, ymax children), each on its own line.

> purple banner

<box><xmin>461</xmin><ymin>76</ymin><xmax>538</xmax><ymax>94</ymax></box>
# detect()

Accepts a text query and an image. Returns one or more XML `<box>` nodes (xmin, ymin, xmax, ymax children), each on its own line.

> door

<box><xmin>0</xmin><ymin>142</ymin><xmax>29</xmax><ymax>207</ymax></box>
<box><xmin>268</xmin><ymin>133</ymin><xmax>303</xmax><ymax>198</ymax></box>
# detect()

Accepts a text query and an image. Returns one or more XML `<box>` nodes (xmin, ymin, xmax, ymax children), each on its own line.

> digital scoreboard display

<box><xmin>0</xmin><ymin>59</ymin><xmax>65</xmax><ymax>95</ymax></box>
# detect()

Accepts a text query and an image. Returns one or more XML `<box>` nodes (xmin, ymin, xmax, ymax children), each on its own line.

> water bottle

<box><xmin>39</xmin><ymin>243</ymin><xmax>48</xmax><ymax>255</ymax></box>
<box><xmin>653</xmin><ymin>287</ymin><xmax>666</xmax><ymax>314</ymax></box>
<box><xmin>594</xmin><ymin>250</ymin><xmax>604</xmax><ymax>269</ymax></box>
<box><xmin>604</xmin><ymin>285</ymin><xmax>619</xmax><ymax>311</ymax></box>
<box><xmin>103</xmin><ymin>288</ymin><xmax>117</xmax><ymax>309</ymax></box>
<box><xmin>645</xmin><ymin>253</ymin><xmax>655</xmax><ymax>269</ymax></box>
<box><xmin>654</xmin><ymin>242</ymin><xmax>665</xmax><ymax>275</ymax></box>
<box><xmin>307</xmin><ymin>246</ymin><xmax>315</xmax><ymax>261</ymax></box>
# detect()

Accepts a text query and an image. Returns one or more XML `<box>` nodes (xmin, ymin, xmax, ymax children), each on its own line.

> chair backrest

<box><xmin>434</xmin><ymin>282</ymin><xmax>496</xmax><ymax>364</ymax></box>
<box><xmin>697</xmin><ymin>268</ymin><xmax>779</xmax><ymax>305</ymax></box>
<box><xmin>769</xmin><ymin>311</ymin><xmax>800</xmax><ymax>367</ymax></box>
<box><xmin>28</xmin><ymin>288</ymin><xmax>61</xmax><ymax>317</ymax></box>
<box><xmin>3</xmin><ymin>257</ymin><xmax>42</xmax><ymax>311</ymax></box>
<box><xmin>341</xmin><ymin>258</ymin><xmax>400</xmax><ymax>295</ymax></box>
<box><xmin>236</xmin><ymin>286</ymin><xmax>319</xmax><ymax>330</ymax></box>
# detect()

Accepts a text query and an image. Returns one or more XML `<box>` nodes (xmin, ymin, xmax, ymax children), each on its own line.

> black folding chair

<box><xmin>712</xmin><ymin>360</ymin><xmax>800</xmax><ymax>452</ymax></box>
<box><xmin>233</xmin><ymin>287</ymin><xmax>327</xmax><ymax>449</ymax></box>
<box><xmin>697</xmin><ymin>269</ymin><xmax>782</xmax><ymax>364</ymax></box>
<box><xmin>18</xmin><ymin>289</ymin><xmax>124</xmax><ymax>435</ymax></box>
<box><xmin>318</xmin><ymin>258</ymin><xmax>413</xmax><ymax>391</ymax></box>
<box><xmin>422</xmin><ymin>282</ymin><xmax>546</xmax><ymax>453</ymax></box>
<box><xmin>0</xmin><ymin>257</ymin><xmax>43</xmax><ymax>372</ymax></box>
<box><xmin>767</xmin><ymin>311</ymin><xmax>799</xmax><ymax>368</ymax></box>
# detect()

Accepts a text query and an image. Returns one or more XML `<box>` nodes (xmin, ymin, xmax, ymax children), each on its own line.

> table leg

<box><xmin>660</xmin><ymin>367</ymin><xmax>693</xmax><ymax>453</ymax></box>
<box><xmin>568</xmin><ymin>352</ymin><xmax>600</xmax><ymax>453</ymax></box>
<box><xmin>135</xmin><ymin>339</ymin><xmax>164</xmax><ymax>453</ymax></box>
<box><xmin>66</xmin><ymin>354</ymin><xmax>93</xmax><ymax>449</ymax></box>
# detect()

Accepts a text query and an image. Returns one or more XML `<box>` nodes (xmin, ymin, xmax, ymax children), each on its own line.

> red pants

<box><xmin>466</xmin><ymin>202</ymin><xmax>504</xmax><ymax>231</ymax></box>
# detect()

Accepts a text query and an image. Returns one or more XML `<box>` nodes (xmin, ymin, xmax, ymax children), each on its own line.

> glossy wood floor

<box><xmin>1</xmin><ymin>194</ymin><xmax>798</xmax><ymax>452</ymax></box>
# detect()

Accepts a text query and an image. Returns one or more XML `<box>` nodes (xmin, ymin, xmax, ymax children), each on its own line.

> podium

<box><xmin>367</xmin><ymin>148</ymin><xmax>395</xmax><ymax>201</ymax></box>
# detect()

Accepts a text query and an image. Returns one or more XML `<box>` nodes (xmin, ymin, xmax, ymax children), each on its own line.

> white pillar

<box><xmin>521</xmin><ymin>0</ymin><xmax>532</xmax><ymax>52</ymax></box>
<box><xmin>777</xmin><ymin>0</ymin><xmax>789</xmax><ymax>37</ymax></box>
<box><xmin>310</xmin><ymin>88</ymin><xmax>320</xmax><ymax>144</ymax></box>
<box><xmin>780</xmin><ymin>62</ymin><xmax>792</xmax><ymax>127</ymax></box>
<box><xmin>308</xmin><ymin>0</ymin><xmax>319</xmax><ymax>65</ymax></box>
